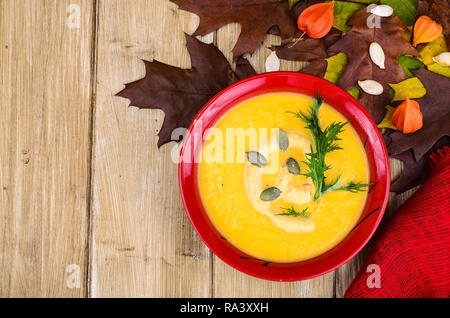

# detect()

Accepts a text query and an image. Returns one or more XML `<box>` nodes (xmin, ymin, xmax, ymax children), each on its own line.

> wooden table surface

<box><xmin>0</xmin><ymin>0</ymin><xmax>415</xmax><ymax>298</ymax></box>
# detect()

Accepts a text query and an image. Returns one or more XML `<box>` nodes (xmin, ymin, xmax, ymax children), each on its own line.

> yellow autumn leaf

<box><xmin>427</xmin><ymin>62</ymin><xmax>450</xmax><ymax>78</ymax></box>
<box><xmin>324</xmin><ymin>53</ymin><xmax>348</xmax><ymax>84</ymax></box>
<box><xmin>388</xmin><ymin>77</ymin><xmax>426</xmax><ymax>102</ymax></box>
<box><xmin>378</xmin><ymin>106</ymin><xmax>397</xmax><ymax>130</ymax></box>
<box><xmin>347</xmin><ymin>87</ymin><xmax>360</xmax><ymax>100</ymax></box>
<box><xmin>419</xmin><ymin>34</ymin><xmax>448</xmax><ymax>65</ymax></box>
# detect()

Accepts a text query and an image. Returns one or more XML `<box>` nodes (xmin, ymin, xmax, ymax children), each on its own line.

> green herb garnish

<box><xmin>321</xmin><ymin>176</ymin><xmax>370</xmax><ymax>195</ymax></box>
<box><xmin>335</xmin><ymin>181</ymin><xmax>372</xmax><ymax>193</ymax></box>
<box><xmin>288</xmin><ymin>91</ymin><xmax>370</xmax><ymax>201</ymax></box>
<box><xmin>278</xmin><ymin>206</ymin><xmax>311</xmax><ymax>218</ymax></box>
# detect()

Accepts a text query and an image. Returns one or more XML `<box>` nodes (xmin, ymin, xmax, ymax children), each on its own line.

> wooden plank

<box><xmin>213</xmin><ymin>24</ymin><xmax>335</xmax><ymax>298</ymax></box>
<box><xmin>214</xmin><ymin>261</ymin><xmax>335</xmax><ymax>298</ymax></box>
<box><xmin>90</xmin><ymin>0</ymin><xmax>211</xmax><ymax>297</ymax></box>
<box><xmin>90</xmin><ymin>1</ymin><xmax>417</xmax><ymax>298</ymax></box>
<box><xmin>0</xmin><ymin>0</ymin><xmax>94</xmax><ymax>297</ymax></box>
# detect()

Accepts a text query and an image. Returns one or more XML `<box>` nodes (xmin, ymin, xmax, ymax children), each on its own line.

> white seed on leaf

<box><xmin>370</xmin><ymin>5</ymin><xmax>394</xmax><ymax>17</ymax></box>
<box><xmin>358</xmin><ymin>80</ymin><xmax>384</xmax><ymax>95</ymax></box>
<box><xmin>369</xmin><ymin>42</ymin><xmax>386</xmax><ymax>69</ymax></box>
<box><xmin>432</xmin><ymin>52</ymin><xmax>450</xmax><ymax>66</ymax></box>
<box><xmin>265</xmin><ymin>51</ymin><xmax>280</xmax><ymax>72</ymax></box>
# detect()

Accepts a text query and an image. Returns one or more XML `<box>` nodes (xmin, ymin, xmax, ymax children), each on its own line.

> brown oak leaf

<box><xmin>171</xmin><ymin>0</ymin><xmax>297</xmax><ymax>60</ymax></box>
<box><xmin>117</xmin><ymin>34</ymin><xmax>256</xmax><ymax>147</ymax></box>
<box><xmin>387</xmin><ymin>68</ymin><xmax>450</xmax><ymax>161</ymax></box>
<box><xmin>328</xmin><ymin>8</ymin><xmax>418</xmax><ymax>123</ymax></box>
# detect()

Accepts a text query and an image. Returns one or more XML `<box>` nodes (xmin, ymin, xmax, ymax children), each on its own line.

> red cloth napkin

<box><xmin>345</xmin><ymin>147</ymin><xmax>450</xmax><ymax>298</ymax></box>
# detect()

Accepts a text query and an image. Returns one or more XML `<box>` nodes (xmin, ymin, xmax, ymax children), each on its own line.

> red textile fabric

<box><xmin>345</xmin><ymin>147</ymin><xmax>450</xmax><ymax>298</ymax></box>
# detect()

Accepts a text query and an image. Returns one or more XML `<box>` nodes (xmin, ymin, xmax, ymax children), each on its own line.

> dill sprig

<box><xmin>322</xmin><ymin>176</ymin><xmax>371</xmax><ymax>194</ymax></box>
<box><xmin>288</xmin><ymin>92</ymin><xmax>370</xmax><ymax>201</ymax></box>
<box><xmin>277</xmin><ymin>206</ymin><xmax>311</xmax><ymax>218</ymax></box>
<box><xmin>335</xmin><ymin>181</ymin><xmax>372</xmax><ymax>193</ymax></box>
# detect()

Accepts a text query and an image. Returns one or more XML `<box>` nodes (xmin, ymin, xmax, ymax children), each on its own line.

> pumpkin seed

<box><xmin>278</xmin><ymin>129</ymin><xmax>289</xmax><ymax>151</ymax></box>
<box><xmin>358</xmin><ymin>80</ymin><xmax>384</xmax><ymax>95</ymax></box>
<box><xmin>286</xmin><ymin>158</ymin><xmax>301</xmax><ymax>175</ymax></box>
<box><xmin>246</xmin><ymin>151</ymin><xmax>267</xmax><ymax>168</ymax></box>
<box><xmin>265</xmin><ymin>51</ymin><xmax>280</xmax><ymax>72</ymax></box>
<box><xmin>260</xmin><ymin>187</ymin><xmax>281</xmax><ymax>201</ymax></box>
<box><xmin>369</xmin><ymin>42</ymin><xmax>385</xmax><ymax>69</ymax></box>
<box><xmin>433</xmin><ymin>52</ymin><xmax>450</xmax><ymax>66</ymax></box>
<box><xmin>370</xmin><ymin>5</ymin><xmax>393</xmax><ymax>18</ymax></box>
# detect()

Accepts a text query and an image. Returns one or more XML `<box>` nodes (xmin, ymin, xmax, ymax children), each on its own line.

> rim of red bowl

<box><xmin>178</xmin><ymin>72</ymin><xmax>390</xmax><ymax>282</ymax></box>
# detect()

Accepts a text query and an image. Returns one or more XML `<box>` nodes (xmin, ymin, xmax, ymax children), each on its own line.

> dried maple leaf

<box><xmin>391</xmin><ymin>150</ymin><xmax>429</xmax><ymax>193</ymax></box>
<box><xmin>390</xmin><ymin>112</ymin><xmax>450</xmax><ymax>157</ymax></box>
<box><xmin>328</xmin><ymin>8</ymin><xmax>418</xmax><ymax>123</ymax></box>
<box><xmin>390</xmin><ymin>137</ymin><xmax>449</xmax><ymax>193</ymax></box>
<box><xmin>271</xmin><ymin>28</ymin><xmax>342</xmax><ymax>62</ymax></box>
<box><xmin>117</xmin><ymin>34</ymin><xmax>256</xmax><ymax>147</ymax></box>
<box><xmin>171</xmin><ymin>0</ymin><xmax>297</xmax><ymax>59</ymax></box>
<box><xmin>270</xmin><ymin>28</ymin><xmax>342</xmax><ymax>77</ymax></box>
<box><xmin>387</xmin><ymin>68</ymin><xmax>450</xmax><ymax>161</ymax></box>
<box><xmin>299</xmin><ymin>59</ymin><xmax>329</xmax><ymax>77</ymax></box>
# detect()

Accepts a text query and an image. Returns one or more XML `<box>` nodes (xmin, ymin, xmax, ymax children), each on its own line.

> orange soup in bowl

<box><xmin>197</xmin><ymin>92</ymin><xmax>369</xmax><ymax>263</ymax></box>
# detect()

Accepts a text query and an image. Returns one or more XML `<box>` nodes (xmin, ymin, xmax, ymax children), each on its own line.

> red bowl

<box><xmin>178</xmin><ymin>72</ymin><xmax>390</xmax><ymax>281</ymax></box>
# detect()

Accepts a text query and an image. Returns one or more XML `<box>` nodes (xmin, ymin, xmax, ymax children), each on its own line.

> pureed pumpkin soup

<box><xmin>198</xmin><ymin>92</ymin><xmax>369</xmax><ymax>263</ymax></box>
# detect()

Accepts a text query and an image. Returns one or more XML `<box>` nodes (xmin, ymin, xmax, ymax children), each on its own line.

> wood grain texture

<box><xmin>89</xmin><ymin>0</ymin><xmax>211</xmax><ymax>297</ymax></box>
<box><xmin>0</xmin><ymin>0</ymin><xmax>94</xmax><ymax>297</ymax></box>
<box><xmin>0</xmin><ymin>0</ymin><xmax>416</xmax><ymax>298</ymax></box>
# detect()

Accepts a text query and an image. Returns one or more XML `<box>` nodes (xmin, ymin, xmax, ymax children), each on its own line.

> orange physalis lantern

<box><xmin>413</xmin><ymin>16</ymin><xmax>443</xmax><ymax>46</ymax></box>
<box><xmin>297</xmin><ymin>0</ymin><xmax>335</xmax><ymax>39</ymax></box>
<box><xmin>391</xmin><ymin>98</ymin><xmax>423</xmax><ymax>134</ymax></box>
